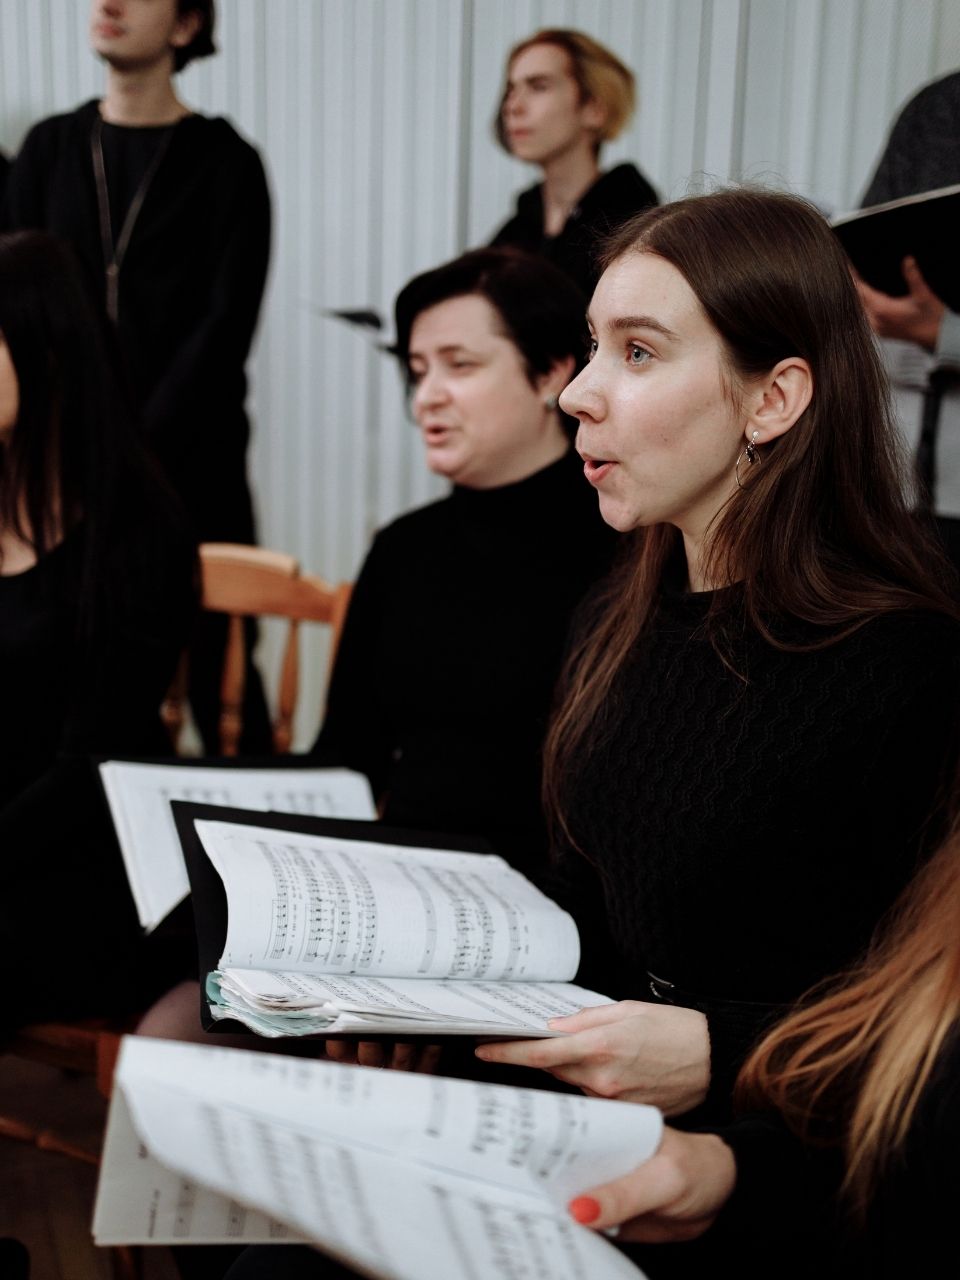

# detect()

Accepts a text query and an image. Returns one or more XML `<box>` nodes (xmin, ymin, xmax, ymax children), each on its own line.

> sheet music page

<box><xmin>105</xmin><ymin>1039</ymin><xmax>657</xmax><ymax>1278</ymax></box>
<box><xmin>216</xmin><ymin>970</ymin><xmax>612</xmax><ymax>1036</ymax></box>
<box><xmin>99</xmin><ymin>762</ymin><xmax>376</xmax><ymax>931</ymax></box>
<box><xmin>94</xmin><ymin>1088</ymin><xmax>304</xmax><ymax>1245</ymax></box>
<box><xmin>199</xmin><ymin>820</ymin><xmax>580</xmax><ymax>982</ymax></box>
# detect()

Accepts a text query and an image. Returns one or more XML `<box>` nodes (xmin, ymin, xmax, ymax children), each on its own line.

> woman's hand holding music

<box><xmin>475</xmin><ymin>999</ymin><xmax>711</xmax><ymax>1117</ymax></box>
<box><xmin>567</xmin><ymin>1127</ymin><xmax>736</xmax><ymax>1242</ymax></box>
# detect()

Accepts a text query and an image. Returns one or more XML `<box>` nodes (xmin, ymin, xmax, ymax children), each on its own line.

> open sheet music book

<box><xmin>830</xmin><ymin>182</ymin><xmax>960</xmax><ymax>310</ymax></box>
<box><xmin>175</xmin><ymin>805</ymin><xmax>609</xmax><ymax>1037</ymax></box>
<box><xmin>99</xmin><ymin>760</ymin><xmax>376</xmax><ymax>931</ymax></box>
<box><xmin>94</xmin><ymin>1038</ymin><xmax>656</xmax><ymax>1280</ymax></box>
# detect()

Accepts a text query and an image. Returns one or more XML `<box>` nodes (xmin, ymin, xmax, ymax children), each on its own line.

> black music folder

<box><xmin>831</xmin><ymin>183</ymin><xmax>960</xmax><ymax>310</ymax></box>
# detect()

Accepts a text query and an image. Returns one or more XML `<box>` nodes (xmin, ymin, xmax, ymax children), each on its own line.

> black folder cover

<box><xmin>830</xmin><ymin>183</ymin><xmax>960</xmax><ymax>310</ymax></box>
<box><xmin>171</xmin><ymin>801</ymin><xmax>493</xmax><ymax>1034</ymax></box>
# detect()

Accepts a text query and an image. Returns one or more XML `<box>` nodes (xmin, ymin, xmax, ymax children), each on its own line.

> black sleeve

<box><xmin>0</xmin><ymin>530</ymin><xmax>196</xmax><ymax>880</ymax></box>
<box><xmin>860</xmin><ymin>80</ymin><xmax>954</xmax><ymax>206</ymax></box>
<box><xmin>709</xmin><ymin>1110</ymin><xmax>845</xmax><ymax>1253</ymax></box>
<box><xmin>1</xmin><ymin>120</ymin><xmax>52</xmax><ymax>228</ymax></box>
<box><xmin>862</xmin><ymin>109</ymin><xmax>917</xmax><ymax>206</ymax></box>
<box><xmin>538</xmin><ymin>842</ymin><xmax>631</xmax><ymax>1000</ymax></box>
<box><xmin>64</xmin><ymin>600</ymin><xmax>194</xmax><ymax>759</ymax></box>
<box><xmin>140</xmin><ymin>139</ymin><xmax>271</xmax><ymax>465</ymax></box>
<box><xmin>308</xmin><ymin>532</ymin><xmax>394</xmax><ymax>804</ymax></box>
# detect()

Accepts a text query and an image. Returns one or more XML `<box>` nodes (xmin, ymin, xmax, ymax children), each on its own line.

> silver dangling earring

<box><xmin>735</xmin><ymin>430</ymin><xmax>761</xmax><ymax>490</ymax></box>
<box><xmin>544</xmin><ymin>394</ymin><xmax>559</xmax><ymax>411</ymax></box>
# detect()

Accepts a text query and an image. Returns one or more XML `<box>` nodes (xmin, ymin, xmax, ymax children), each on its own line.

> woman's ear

<box><xmin>580</xmin><ymin>96</ymin><xmax>607</xmax><ymax>135</ymax></box>
<box><xmin>745</xmin><ymin>357</ymin><xmax>813</xmax><ymax>445</ymax></box>
<box><xmin>171</xmin><ymin>9</ymin><xmax>203</xmax><ymax>51</ymax></box>
<box><xmin>537</xmin><ymin>354</ymin><xmax>577</xmax><ymax>403</ymax></box>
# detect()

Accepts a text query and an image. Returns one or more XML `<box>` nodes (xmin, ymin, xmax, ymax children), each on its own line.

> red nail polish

<box><xmin>568</xmin><ymin>1196</ymin><xmax>601</xmax><ymax>1225</ymax></box>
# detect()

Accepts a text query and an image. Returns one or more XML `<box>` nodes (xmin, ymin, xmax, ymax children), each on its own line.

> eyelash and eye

<box><xmin>585</xmin><ymin>338</ymin><xmax>653</xmax><ymax>367</ymax></box>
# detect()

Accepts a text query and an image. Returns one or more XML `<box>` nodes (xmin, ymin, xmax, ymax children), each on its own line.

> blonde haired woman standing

<box><xmin>490</xmin><ymin>28</ymin><xmax>657</xmax><ymax>297</ymax></box>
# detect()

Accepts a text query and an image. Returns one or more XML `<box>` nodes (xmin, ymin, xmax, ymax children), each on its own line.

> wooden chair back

<box><xmin>162</xmin><ymin>542</ymin><xmax>352</xmax><ymax>755</ymax></box>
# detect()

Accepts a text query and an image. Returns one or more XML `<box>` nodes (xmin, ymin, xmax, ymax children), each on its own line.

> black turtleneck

<box><xmin>310</xmin><ymin>450</ymin><xmax>619</xmax><ymax>880</ymax></box>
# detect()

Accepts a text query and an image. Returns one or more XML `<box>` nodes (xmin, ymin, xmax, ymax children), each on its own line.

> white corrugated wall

<box><xmin>2</xmin><ymin>0</ymin><xmax>958</xmax><ymax>744</ymax></box>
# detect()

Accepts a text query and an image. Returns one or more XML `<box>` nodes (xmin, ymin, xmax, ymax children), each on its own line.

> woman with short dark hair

<box><xmin>312</xmin><ymin>247</ymin><xmax>618</xmax><ymax>880</ymax></box>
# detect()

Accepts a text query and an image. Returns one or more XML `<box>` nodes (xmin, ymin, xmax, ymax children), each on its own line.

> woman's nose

<box><xmin>412</xmin><ymin>369</ymin><xmax>446</xmax><ymax>414</ymax></box>
<box><xmin>503</xmin><ymin>88</ymin><xmax>525</xmax><ymax>118</ymax></box>
<box><xmin>559</xmin><ymin>364</ymin><xmax>602</xmax><ymax>422</ymax></box>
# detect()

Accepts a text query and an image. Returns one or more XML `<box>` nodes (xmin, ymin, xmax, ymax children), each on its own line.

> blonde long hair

<box><xmin>737</xmin><ymin>828</ymin><xmax>960</xmax><ymax>1216</ymax></box>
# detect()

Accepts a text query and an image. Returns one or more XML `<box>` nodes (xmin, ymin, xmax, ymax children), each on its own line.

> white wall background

<box><xmin>2</xmin><ymin>0</ymin><xmax>959</xmax><ymax>744</ymax></box>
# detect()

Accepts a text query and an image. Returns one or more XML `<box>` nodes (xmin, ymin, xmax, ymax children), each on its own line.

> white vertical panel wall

<box><xmin>1</xmin><ymin>0</ymin><xmax>958</xmax><ymax>744</ymax></box>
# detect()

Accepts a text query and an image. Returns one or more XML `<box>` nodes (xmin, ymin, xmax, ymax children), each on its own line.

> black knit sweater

<box><xmin>560</xmin><ymin>584</ymin><xmax>960</xmax><ymax>1116</ymax></box>
<box><xmin>3</xmin><ymin>100</ymin><xmax>270</xmax><ymax>542</ymax></box>
<box><xmin>0</xmin><ymin>521</ymin><xmax>197</xmax><ymax>1029</ymax></box>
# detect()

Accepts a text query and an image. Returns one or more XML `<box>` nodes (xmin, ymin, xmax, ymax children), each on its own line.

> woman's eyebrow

<box><xmin>608</xmin><ymin>314</ymin><xmax>679</xmax><ymax>340</ymax></box>
<box><xmin>409</xmin><ymin>343</ymin><xmax>470</xmax><ymax>360</ymax></box>
<box><xmin>585</xmin><ymin>312</ymin><xmax>679</xmax><ymax>341</ymax></box>
<box><xmin>508</xmin><ymin>73</ymin><xmax>557</xmax><ymax>90</ymax></box>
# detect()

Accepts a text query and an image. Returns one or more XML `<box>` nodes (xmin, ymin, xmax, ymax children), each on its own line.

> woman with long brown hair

<box><xmin>561</xmin><ymin>825</ymin><xmax>960</xmax><ymax>1275</ymax></box>
<box><xmin>476</xmin><ymin>188</ymin><xmax>960</xmax><ymax>1129</ymax></box>
<box><xmin>0</xmin><ymin>230</ymin><xmax>197</xmax><ymax>1032</ymax></box>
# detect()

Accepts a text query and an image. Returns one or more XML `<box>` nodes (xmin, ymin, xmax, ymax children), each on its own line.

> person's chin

<box><xmin>596</xmin><ymin>494</ymin><xmax>640</xmax><ymax>533</ymax></box>
<box><xmin>425</xmin><ymin>449</ymin><xmax>463</xmax><ymax>480</ymax></box>
<box><xmin>507</xmin><ymin>137</ymin><xmax>546</xmax><ymax>165</ymax></box>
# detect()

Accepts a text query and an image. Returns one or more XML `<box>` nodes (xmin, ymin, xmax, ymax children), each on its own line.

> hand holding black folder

<box><xmin>831</xmin><ymin>183</ymin><xmax>960</xmax><ymax>312</ymax></box>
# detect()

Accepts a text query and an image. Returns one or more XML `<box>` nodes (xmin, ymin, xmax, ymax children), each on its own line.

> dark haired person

<box><xmin>210</xmin><ymin>246</ymin><xmax>619</xmax><ymax>1280</ymax></box>
<box><xmin>489</xmin><ymin>28</ymin><xmax>657</xmax><ymax>298</ymax></box>
<box><xmin>138</xmin><ymin>247</ymin><xmax>619</xmax><ymax>1070</ymax></box>
<box><xmin>475</xmin><ymin>190</ymin><xmax>960</xmax><ymax>1130</ymax></box>
<box><xmin>0</xmin><ymin>230</ymin><xmax>197</xmax><ymax>1030</ymax></box>
<box><xmin>2</xmin><ymin>0</ymin><xmax>271</xmax><ymax>751</ymax></box>
<box><xmin>853</xmin><ymin>70</ymin><xmax>960</xmax><ymax>573</ymax></box>
<box><xmin>311</xmin><ymin>247</ymin><xmax>618</xmax><ymax>879</ymax></box>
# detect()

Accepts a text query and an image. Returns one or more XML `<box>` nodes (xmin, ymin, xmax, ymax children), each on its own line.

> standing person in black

<box><xmin>476</xmin><ymin>191</ymin><xmax>960</xmax><ymax>1138</ymax></box>
<box><xmin>0</xmin><ymin>230</ymin><xmax>197</xmax><ymax>1031</ymax></box>
<box><xmin>489</xmin><ymin>29</ymin><xmax>657</xmax><ymax>298</ymax></box>
<box><xmin>312</xmin><ymin>248</ymin><xmax>619</xmax><ymax>881</ymax></box>
<box><xmin>852</xmin><ymin>70</ymin><xmax>960</xmax><ymax>572</ymax></box>
<box><xmin>2</xmin><ymin>0</ymin><xmax>272</xmax><ymax>752</ymax></box>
